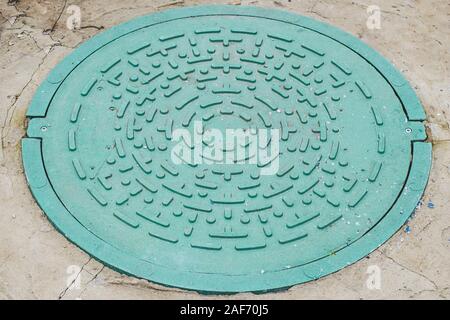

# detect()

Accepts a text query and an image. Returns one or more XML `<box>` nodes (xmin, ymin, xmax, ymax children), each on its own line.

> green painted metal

<box><xmin>22</xmin><ymin>5</ymin><xmax>431</xmax><ymax>293</ymax></box>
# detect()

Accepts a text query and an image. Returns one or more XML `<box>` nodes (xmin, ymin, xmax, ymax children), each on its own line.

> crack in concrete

<box><xmin>91</xmin><ymin>5</ymin><xmax>157</xmax><ymax>20</ymax></box>
<box><xmin>57</xmin><ymin>257</ymin><xmax>92</xmax><ymax>300</ymax></box>
<box><xmin>381</xmin><ymin>252</ymin><xmax>438</xmax><ymax>291</ymax></box>
<box><xmin>0</xmin><ymin>2</ymin><xmax>68</xmax><ymax>161</ymax></box>
<box><xmin>408</xmin><ymin>286</ymin><xmax>450</xmax><ymax>299</ymax></box>
<box><xmin>416</xmin><ymin>219</ymin><xmax>434</xmax><ymax>236</ymax></box>
<box><xmin>157</xmin><ymin>0</ymin><xmax>185</xmax><ymax>9</ymax></box>
<box><xmin>0</xmin><ymin>8</ymin><xmax>68</xmax><ymax>158</ymax></box>
<box><xmin>306</xmin><ymin>0</ymin><xmax>331</xmax><ymax>21</ymax></box>
<box><xmin>44</xmin><ymin>0</ymin><xmax>68</xmax><ymax>34</ymax></box>
<box><xmin>0</xmin><ymin>42</ymin><xmax>55</xmax><ymax>155</ymax></box>
<box><xmin>105</xmin><ymin>277</ymin><xmax>183</xmax><ymax>293</ymax></box>
<box><xmin>75</xmin><ymin>265</ymin><xmax>105</xmax><ymax>299</ymax></box>
<box><xmin>86</xmin><ymin>266</ymin><xmax>105</xmax><ymax>286</ymax></box>
<box><xmin>79</xmin><ymin>25</ymin><xmax>104</xmax><ymax>31</ymax></box>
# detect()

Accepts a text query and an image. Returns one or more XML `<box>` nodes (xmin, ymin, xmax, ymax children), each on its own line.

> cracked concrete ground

<box><xmin>0</xmin><ymin>0</ymin><xmax>449</xmax><ymax>299</ymax></box>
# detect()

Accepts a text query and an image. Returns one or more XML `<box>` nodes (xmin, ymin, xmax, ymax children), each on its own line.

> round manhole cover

<box><xmin>23</xmin><ymin>5</ymin><xmax>431</xmax><ymax>292</ymax></box>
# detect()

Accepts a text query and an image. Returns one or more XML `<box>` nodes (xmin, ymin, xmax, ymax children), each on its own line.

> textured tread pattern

<box><xmin>22</xmin><ymin>6</ymin><xmax>430</xmax><ymax>293</ymax></box>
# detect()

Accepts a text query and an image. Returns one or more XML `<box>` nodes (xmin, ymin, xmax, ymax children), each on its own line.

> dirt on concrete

<box><xmin>0</xmin><ymin>0</ymin><xmax>449</xmax><ymax>299</ymax></box>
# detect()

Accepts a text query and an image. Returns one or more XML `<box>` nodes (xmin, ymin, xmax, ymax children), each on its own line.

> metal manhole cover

<box><xmin>22</xmin><ymin>5</ymin><xmax>431</xmax><ymax>293</ymax></box>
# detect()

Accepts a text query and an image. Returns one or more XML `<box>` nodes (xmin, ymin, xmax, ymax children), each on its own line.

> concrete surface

<box><xmin>0</xmin><ymin>0</ymin><xmax>449</xmax><ymax>300</ymax></box>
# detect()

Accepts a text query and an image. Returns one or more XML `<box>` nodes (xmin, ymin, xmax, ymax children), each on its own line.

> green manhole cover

<box><xmin>22</xmin><ymin>5</ymin><xmax>431</xmax><ymax>293</ymax></box>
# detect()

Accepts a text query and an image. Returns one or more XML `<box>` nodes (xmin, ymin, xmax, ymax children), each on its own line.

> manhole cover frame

<box><xmin>22</xmin><ymin>5</ymin><xmax>431</xmax><ymax>293</ymax></box>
